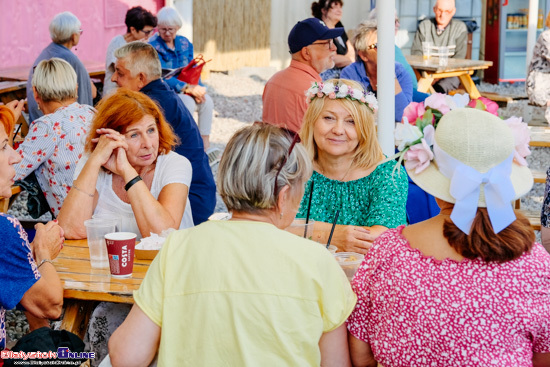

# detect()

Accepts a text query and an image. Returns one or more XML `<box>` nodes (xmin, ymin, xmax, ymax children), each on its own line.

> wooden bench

<box><xmin>532</xmin><ymin>169</ymin><xmax>546</xmax><ymax>184</ymax></box>
<box><xmin>520</xmin><ymin>210</ymin><xmax>541</xmax><ymax>231</ymax></box>
<box><xmin>0</xmin><ymin>186</ymin><xmax>21</xmax><ymax>213</ymax></box>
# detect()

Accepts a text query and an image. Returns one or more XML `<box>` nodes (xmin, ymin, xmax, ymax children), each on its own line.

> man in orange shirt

<box><xmin>262</xmin><ymin>18</ymin><xmax>343</xmax><ymax>133</ymax></box>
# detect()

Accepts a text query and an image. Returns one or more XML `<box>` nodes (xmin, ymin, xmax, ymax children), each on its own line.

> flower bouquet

<box><xmin>391</xmin><ymin>93</ymin><xmax>531</xmax><ymax>173</ymax></box>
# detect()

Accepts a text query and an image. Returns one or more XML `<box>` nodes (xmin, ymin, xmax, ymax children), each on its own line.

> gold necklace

<box><xmin>319</xmin><ymin>159</ymin><xmax>354</xmax><ymax>182</ymax></box>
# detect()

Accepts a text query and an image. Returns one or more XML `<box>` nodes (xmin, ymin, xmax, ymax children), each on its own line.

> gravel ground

<box><xmin>5</xmin><ymin>72</ymin><xmax>548</xmax><ymax>345</ymax></box>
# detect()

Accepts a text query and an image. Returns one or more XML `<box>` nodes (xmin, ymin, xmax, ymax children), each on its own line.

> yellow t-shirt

<box><xmin>134</xmin><ymin>220</ymin><xmax>356</xmax><ymax>366</ymax></box>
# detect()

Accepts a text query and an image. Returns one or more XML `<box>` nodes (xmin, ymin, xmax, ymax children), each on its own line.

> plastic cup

<box><xmin>327</xmin><ymin>244</ymin><xmax>338</xmax><ymax>254</ymax></box>
<box><xmin>84</xmin><ymin>219</ymin><xmax>116</xmax><ymax>269</ymax></box>
<box><xmin>285</xmin><ymin>218</ymin><xmax>315</xmax><ymax>240</ymax></box>
<box><xmin>92</xmin><ymin>213</ymin><xmax>122</xmax><ymax>232</ymax></box>
<box><xmin>439</xmin><ymin>46</ymin><xmax>449</xmax><ymax>67</ymax></box>
<box><xmin>105</xmin><ymin>232</ymin><xmax>137</xmax><ymax>278</ymax></box>
<box><xmin>422</xmin><ymin>41</ymin><xmax>432</xmax><ymax>62</ymax></box>
<box><xmin>333</xmin><ymin>252</ymin><xmax>365</xmax><ymax>281</ymax></box>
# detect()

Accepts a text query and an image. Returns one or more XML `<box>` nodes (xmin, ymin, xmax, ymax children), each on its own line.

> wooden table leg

<box><xmin>60</xmin><ymin>299</ymin><xmax>97</xmax><ymax>340</ymax></box>
<box><xmin>417</xmin><ymin>72</ymin><xmax>435</xmax><ymax>94</ymax></box>
<box><xmin>458</xmin><ymin>72</ymin><xmax>481</xmax><ymax>99</ymax></box>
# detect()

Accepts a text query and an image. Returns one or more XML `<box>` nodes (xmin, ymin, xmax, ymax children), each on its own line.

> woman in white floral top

<box><xmin>15</xmin><ymin>58</ymin><xmax>95</xmax><ymax>216</ymax></box>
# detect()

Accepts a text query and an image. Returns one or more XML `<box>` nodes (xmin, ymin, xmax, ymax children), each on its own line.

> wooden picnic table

<box><xmin>0</xmin><ymin>81</ymin><xmax>28</xmax><ymax>135</ymax></box>
<box><xmin>405</xmin><ymin>55</ymin><xmax>493</xmax><ymax>99</ymax></box>
<box><xmin>0</xmin><ymin>60</ymin><xmax>105</xmax><ymax>82</ymax></box>
<box><xmin>53</xmin><ymin>239</ymin><xmax>152</xmax><ymax>338</ymax></box>
<box><xmin>0</xmin><ymin>186</ymin><xmax>21</xmax><ymax>213</ymax></box>
<box><xmin>529</xmin><ymin>126</ymin><xmax>550</xmax><ymax>147</ymax></box>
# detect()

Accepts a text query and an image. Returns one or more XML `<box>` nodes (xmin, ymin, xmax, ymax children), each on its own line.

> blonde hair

<box><xmin>218</xmin><ymin>124</ymin><xmax>312</xmax><ymax>213</ymax></box>
<box><xmin>352</xmin><ymin>20</ymin><xmax>377</xmax><ymax>53</ymax></box>
<box><xmin>32</xmin><ymin>58</ymin><xmax>78</xmax><ymax>102</ymax></box>
<box><xmin>300</xmin><ymin>78</ymin><xmax>383</xmax><ymax>168</ymax></box>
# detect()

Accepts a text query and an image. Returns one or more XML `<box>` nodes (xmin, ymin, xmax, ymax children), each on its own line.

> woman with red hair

<box><xmin>58</xmin><ymin>88</ymin><xmax>193</xmax><ymax>240</ymax></box>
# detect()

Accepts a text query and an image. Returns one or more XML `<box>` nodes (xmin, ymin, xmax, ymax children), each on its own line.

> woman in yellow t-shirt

<box><xmin>108</xmin><ymin>124</ymin><xmax>357</xmax><ymax>366</ymax></box>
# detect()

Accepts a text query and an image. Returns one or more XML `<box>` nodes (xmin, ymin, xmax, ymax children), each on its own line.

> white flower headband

<box><xmin>305</xmin><ymin>81</ymin><xmax>378</xmax><ymax>113</ymax></box>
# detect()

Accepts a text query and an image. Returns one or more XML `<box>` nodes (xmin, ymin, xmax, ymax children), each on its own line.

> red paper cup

<box><xmin>105</xmin><ymin>232</ymin><xmax>137</xmax><ymax>278</ymax></box>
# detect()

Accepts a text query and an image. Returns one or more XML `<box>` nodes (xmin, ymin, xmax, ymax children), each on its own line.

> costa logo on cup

<box><xmin>105</xmin><ymin>232</ymin><xmax>137</xmax><ymax>278</ymax></box>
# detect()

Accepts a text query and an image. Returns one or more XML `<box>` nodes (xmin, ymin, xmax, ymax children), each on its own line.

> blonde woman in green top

<box><xmin>298</xmin><ymin>78</ymin><xmax>408</xmax><ymax>254</ymax></box>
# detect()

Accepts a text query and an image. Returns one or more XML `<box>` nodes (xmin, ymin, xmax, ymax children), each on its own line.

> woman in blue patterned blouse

<box><xmin>149</xmin><ymin>6</ymin><xmax>214</xmax><ymax>151</ymax></box>
<box><xmin>0</xmin><ymin>104</ymin><xmax>64</xmax><ymax>349</ymax></box>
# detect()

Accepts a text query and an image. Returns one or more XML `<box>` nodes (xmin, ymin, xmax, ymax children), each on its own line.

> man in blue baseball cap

<box><xmin>262</xmin><ymin>18</ymin><xmax>344</xmax><ymax>133</ymax></box>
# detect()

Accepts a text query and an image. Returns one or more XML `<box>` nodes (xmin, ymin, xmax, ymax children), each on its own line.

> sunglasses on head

<box><xmin>273</xmin><ymin>131</ymin><xmax>301</xmax><ymax>196</ymax></box>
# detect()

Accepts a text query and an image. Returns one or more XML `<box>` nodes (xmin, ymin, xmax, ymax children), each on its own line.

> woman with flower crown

<box><xmin>297</xmin><ymin>78</ymin><xmax>408</xmax><ymax>254</ymax></box>
<box><xmin>348</xmin><ymin>108</ymin><xmax>550</xmax><ymax>367</ymax></box>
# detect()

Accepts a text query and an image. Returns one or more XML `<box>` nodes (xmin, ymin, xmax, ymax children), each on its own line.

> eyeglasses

<box><xmin>142</xmin><ymin>28</ymin><xmax>155</xmax><ymax>36</ymax></box>
<box><xmin>311</xmin><ymin>39</ymin><xmax>334</xmax><ymax>50</ymax></box>
<box><xmin>273</xmin><ymin>132</ymin><xmax>301</xmax><ymax>196</ymax></box>
<box><xmin>159</xmin><ymin>27</ymin><xmax>177</xmax><ymax>34</ymax></box>
<box><xmin>367</xmin><ymin>43</ymin><xmax>377</xmax><ymax>50</ymax></box>
<box><xmin>434</xmin><ymin>8</ymin><xmax>453</xmax><ymax>15</ymax></box>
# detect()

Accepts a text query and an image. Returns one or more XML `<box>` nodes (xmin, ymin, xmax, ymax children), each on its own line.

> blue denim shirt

<box><xmin>341</xmin><ymin>59</ymin><xmax>413</xmax><ymax>122</ymax></box>
<box><xmin>149</xmin><ymin>34</ymin><xmax>203</xmax><ymax>92</ymax></box>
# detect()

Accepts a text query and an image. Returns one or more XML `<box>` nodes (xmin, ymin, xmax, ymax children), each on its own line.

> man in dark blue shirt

<box><xmin>110</xmin><ymin>41</ymin><xmax>216</xmax><ymax>225</ymax></box>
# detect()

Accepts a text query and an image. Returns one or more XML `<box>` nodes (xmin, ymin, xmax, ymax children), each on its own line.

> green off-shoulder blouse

<box><xmin>297</xmin><ymin>160</ymin><xmax>408</xmax><ymax>228</ymax></box>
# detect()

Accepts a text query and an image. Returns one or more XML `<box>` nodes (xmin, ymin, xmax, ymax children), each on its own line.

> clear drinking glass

<box><xmin>439</xmin><ymin>46</ymin><xmax>449</xmax><ymax>67</ymax></box>
<box><xmin>422</xmin><ymin>41</ymin><xmax>433</xmax><ymax>63</ymax></box>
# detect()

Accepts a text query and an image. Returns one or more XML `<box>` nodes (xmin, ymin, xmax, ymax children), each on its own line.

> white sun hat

<box><xmin>406</xmin><ymin>108</ymin><xmax>533</xmax><ymax>233</ymax></box>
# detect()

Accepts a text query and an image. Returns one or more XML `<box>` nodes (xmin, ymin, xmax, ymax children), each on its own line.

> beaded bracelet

<box><xmin>124</xmin><ymin>175</ymin><xmax>143</xmax><ymax>191</ymax></box>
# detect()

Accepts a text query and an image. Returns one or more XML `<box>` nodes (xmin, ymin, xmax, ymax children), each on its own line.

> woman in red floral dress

<box><xmin>15</xmin><ymin>58</ymin><xmax>95</xmax><ymax>216</ymax></box>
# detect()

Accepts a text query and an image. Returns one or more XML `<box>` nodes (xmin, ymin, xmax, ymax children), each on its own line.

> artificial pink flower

<box><xmin>402</xmin><ymin>102</ymin><xmax>426</xmax><ymax>125</ymax></box>
<box><xmin>328</xmin><ymin>92</ymin><xmax>336</xmax><ymax>99</ymax></box>
<box><xmin>404</xmin><ymin>139</ymin><xmax>434</xmax><ymax>174</ymax></box>
<box><xmin>424</xmin><ymin>93</ymin><xmax>451</xmax><ymax>114</ymax></box>
<box><xmin>468</xmin><ymin>97</ymin><xmax>499</xmax><ymax>116</ymax></box>
<box><xmin>504</xmin><ymin>116</ymin><xmax>531</xmax><ymax>166</ymax></box>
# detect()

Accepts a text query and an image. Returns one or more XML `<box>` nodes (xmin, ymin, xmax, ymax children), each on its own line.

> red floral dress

<box><xmin>348</xmin><ymin>226</ymin><xmax>550</xmax><ymax>367</ymax></box>
<box><xmin>15</xmin><ymin>102</ymin><xmax>95</xmax><ymax>215</ymax></box>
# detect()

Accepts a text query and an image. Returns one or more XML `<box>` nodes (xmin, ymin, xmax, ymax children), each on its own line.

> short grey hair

<box><xmin>218</xmin><ymin>124</ymin><xmax>312</xmax><ymax>213</ymax></box>
<box><xmin>352</xmin><ymin>20</ymin><xmax>378</xmax><ymax>53</ymax></box>
<box><xmin>49</xmin><ymin>11</ymin><xmax>81</xmax><ymax>44</ymax></box>
<box><xmin>114</xmin><ymin>41</ymin><xmax>162</xmax><ymax>80</ymax></box>
<box><xmin>156</xmin><ymin>6</ymin><xmax>183</xmax><ymax>28</ymax></box>
<box><xmin>32</xmin><ymin>58</ymin><xmax>77</xmax><ymax>102</ymax></box>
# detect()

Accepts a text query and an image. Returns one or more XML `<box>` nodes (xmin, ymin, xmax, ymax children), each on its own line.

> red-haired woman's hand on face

<box><xmin>90</xmin><ymin>128</ymin><xmax>129</xmax><ymax>169</ymax></box>
<box><xmin>103</xmin><ymin>147</ymin><xmax>132</xmax><ymax>177</ymax></box>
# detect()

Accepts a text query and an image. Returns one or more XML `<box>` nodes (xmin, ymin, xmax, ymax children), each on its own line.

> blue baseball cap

<box><xmin>288</xmin><ymin>18</ymin><xmax>344</xmax><ymax>54</ymax></box>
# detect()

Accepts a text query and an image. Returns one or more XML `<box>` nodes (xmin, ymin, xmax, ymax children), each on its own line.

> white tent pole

<box><xmin>377</xmin><ymin>0</ymin><xmax>396</xmax><ymax>156</ymax></box>
<box><xmin>526</xmin><ymin>0</ymin><xmax>539</xmax><ymax>71</ymax></box>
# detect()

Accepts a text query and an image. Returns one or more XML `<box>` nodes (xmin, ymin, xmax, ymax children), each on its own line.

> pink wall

<box><xmin>0</xmin><ymin>0</ymin><xmax>163</xmax><ymax>69</ymax></box>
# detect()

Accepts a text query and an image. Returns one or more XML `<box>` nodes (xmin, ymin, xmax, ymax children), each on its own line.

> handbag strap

<box><xmin>193</xmin><ymin>54</ymin><xmax>212</xmax><ymax>67</ymax></box>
